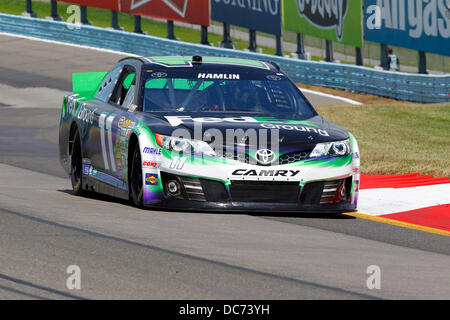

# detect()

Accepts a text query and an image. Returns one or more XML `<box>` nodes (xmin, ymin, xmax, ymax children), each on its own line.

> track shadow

<box><xmin>58</xmin><ymin>189</ymin><xmax>130</xmax><ymax>206</ymax></box>
<box><xmin>58</xmin><ymin>189</ymin><xmax>355</xmax><ymax>220</ymax></box>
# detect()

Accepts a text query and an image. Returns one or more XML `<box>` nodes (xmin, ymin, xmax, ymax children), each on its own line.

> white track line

<box><xmin>299</xmin><ymin>87</ymin><xmax>363</xmax><ymax>105</ymax></box>
<box><xmin>0</xmin><ymin>31</ymin><xmax>137</xmax><ymax>56</ymax></box>
<box><xmin>0</xmin><ymin>31</ymin><xmax>363</xmax><ymax>105</ymax></box>
<box><xmin>358</xmin><ymin>183</ymin><xmax>450</xmax><ymax>216</ymax></box>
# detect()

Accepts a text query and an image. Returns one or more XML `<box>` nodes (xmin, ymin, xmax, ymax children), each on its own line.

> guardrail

<box><xmin>0</xmin><ymin>13</ymin><xmax>448</xmax><ymax>103</ymax></box>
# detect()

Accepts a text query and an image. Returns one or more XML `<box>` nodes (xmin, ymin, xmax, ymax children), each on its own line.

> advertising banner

<box><xmin>57</xmin><ymin>0</ymin><xmax>210</xmax><ymax>26</ymax></box>
<box><xmin>211</xmin><ymin>0</ymin><xmax>283</xmax><ymax>36</ymax></box>
<box><xmin>283</xmin><ymin>0</ymin><xmax>363</xmax><ymax>47</ymax></box>
<box><xmin>364</xmin><ymin>0</ymin><xmax>450</xmax><ymax>56</ymax></box>
<box><xmin>57</xmin><ymin>0</ymin><xmax>119</xmax><ymax>10</ymax></box>
<box><xmin>121</xmin><ymin>0</ymin><xmax>210</xmax><ymax>26</ymax></box>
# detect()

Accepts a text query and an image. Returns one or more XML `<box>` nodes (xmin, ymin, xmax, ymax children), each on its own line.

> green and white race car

<box><xmin>59</xmin><ymin>56</ymin><xmax>360</xmax><ymax>212</ymax></box>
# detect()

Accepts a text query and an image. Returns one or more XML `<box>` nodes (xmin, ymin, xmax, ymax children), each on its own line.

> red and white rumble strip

<box><xmin>358</xmin><ymin>173</ymin><xmax>450</xmax><ymax>232</ymax></box>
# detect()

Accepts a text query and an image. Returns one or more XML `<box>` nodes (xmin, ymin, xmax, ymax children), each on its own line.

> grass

<box><xmin>315</xmin><ymin>103</ymin><xmax>450</xmax><ymax>177</ymax></box>
<box><xmin>0</xmin><ymin>0</ymin><xmax>285</xmax><ymax>56</ymax></box>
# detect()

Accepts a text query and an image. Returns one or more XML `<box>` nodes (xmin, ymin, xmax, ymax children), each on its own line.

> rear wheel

<box><xmin>130</xmin><ymin>143</ymin><xmax>143</xmax><ymax>208</ymax></box>
<box><xmin>70</xmin><ymin>130</ymin><xmax>84</xmax><ymax>196</ymax></box>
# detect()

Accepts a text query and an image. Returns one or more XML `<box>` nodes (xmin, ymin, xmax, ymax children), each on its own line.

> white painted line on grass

<box><xmin>299</xmin><ymin>87</ymin><xmax>363</xmax><ymax>105</ymax></box>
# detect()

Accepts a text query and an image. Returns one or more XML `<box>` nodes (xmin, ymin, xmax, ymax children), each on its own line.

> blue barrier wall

<box><xmin>0</xmin><ymin>13</ymin><xmax>448</xmax><ymax>103</ymax></box>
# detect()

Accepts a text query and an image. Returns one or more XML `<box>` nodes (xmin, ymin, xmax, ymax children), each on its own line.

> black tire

<box><xmin>70</xmin><ymin>130</ymin><xmax>84</xmax><ymax>196</ymax></box>
<box><xmin>130</xmin><ymin>143</ymin><xmax>144</xmax><ymax>208</ymax></box>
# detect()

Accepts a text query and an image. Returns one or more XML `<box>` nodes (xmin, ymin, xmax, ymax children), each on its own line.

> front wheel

<box><xmin>130</xmin><ymin>143</ymin><xmax>143</xmax><ymax>208</ymax></box>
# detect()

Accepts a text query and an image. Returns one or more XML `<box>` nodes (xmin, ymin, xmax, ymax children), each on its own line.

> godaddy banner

<box><xmin>364</xmin><ymin>0</ymin><xmax>450</xmax><ymax>56</ymax></box>
<box><xmin>283</xmin><ymin>0</ymin><xmax>363</xmax><ymax>47</ymax></box>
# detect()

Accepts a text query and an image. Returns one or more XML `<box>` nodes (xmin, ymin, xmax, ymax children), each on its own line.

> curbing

<box><xmin>0</xmin><ymin>13</ymin><xmax>449</xmax><ymax>103</ymax></box>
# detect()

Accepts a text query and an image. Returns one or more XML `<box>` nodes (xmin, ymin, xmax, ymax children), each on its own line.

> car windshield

<box><xmin>142</xmin><ymin>71</ymin><xmax>316</xmax><ymax>117</ymax></box>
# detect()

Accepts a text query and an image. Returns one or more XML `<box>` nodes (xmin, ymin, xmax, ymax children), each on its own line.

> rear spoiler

<box><xmin>72</xmin><ymin>72</ymin><xmax>107</xmax><ymax>100</ymax></box>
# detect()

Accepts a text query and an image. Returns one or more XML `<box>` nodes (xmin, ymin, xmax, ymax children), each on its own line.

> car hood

<box><xmin>138</xmin><ymin>112</ymin><xmax>349</xmax><ymax>153</ymax></box>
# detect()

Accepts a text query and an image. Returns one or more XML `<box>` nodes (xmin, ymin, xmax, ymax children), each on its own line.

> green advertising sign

<box><xmin>283</xmin><ymin>0</ymin><xmax>363</xmax><ymax>48</ymax></box>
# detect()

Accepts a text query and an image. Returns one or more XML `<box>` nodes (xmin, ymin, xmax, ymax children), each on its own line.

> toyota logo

<box><xmin>255</xmin><ymin>149</ymin><xmax>276</xmax><ymax>165</ymax></box>
<box><xmin>151</xmin><ymin>72</ymin><xmax>167</xmax><ymax>78</ymax></box>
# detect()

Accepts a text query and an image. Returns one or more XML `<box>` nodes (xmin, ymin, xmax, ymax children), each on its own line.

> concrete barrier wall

<box><xmin>0</xmin><ymin>13</ymin><xmax>448</xmax><ymax>103</ymax></box>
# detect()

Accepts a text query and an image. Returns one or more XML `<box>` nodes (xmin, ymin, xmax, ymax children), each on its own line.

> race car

<box><xmin>59</xmin><ymin>56</ymin><xmax>360</xmax><ymax>212</ymax></box>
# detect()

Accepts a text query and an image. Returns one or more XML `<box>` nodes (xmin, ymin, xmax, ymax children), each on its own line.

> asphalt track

<box><xmin>0</xmin><ymin>34</ymin><xmax>449</xmax><ymax>300</ymax></box>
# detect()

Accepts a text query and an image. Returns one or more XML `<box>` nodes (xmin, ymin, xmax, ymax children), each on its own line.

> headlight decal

<box><xmin>155</xmin><ymin>134</ymin><xmax>216</xmax><ymax>157</ymax></box>
<box><xmin>309</xmin><ymin>139</ymin><xmax>351</xmax><ymax>158</ymax></box>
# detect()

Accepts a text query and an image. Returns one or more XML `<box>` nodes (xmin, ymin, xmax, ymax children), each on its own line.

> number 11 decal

<box><xmin>99</xmin><ymin>113</ymin><xmax>116</xmax><ymax>172</ymax></box>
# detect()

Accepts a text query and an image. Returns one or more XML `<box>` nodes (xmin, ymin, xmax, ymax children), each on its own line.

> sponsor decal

<box><xmin>143</xmin><ymin>161</ymin><xmax>160</xmax><ymax>168</ymax></box>
<box><xmin>66</xmin><ymin>94</ymin><xmax>79</xmax><ymax>116</ymax></box>
<box><xmin>163</xmin><ymin>115</ymin><xmax>329</xmax><ymax>136</ymax></box>
<box><xmin>118</xmin><ymin>117</ymin><xmax>134</xmax><ymax>129</ymax></box>
<box><xmin>82</xmin><ymin>164</ymin><xmax>90</xmax><ymax>175</ymax></box>
<box><xmin>77</xmin><ymin>105</ymin><xmax>96</xmax><ymax>125</ymax></box>
<box><xmin>151</xmin><ymin>72</ymin><xmax>168</xmax><ymax>78</ymax></box>
<box><xmin>165</xmin><ymin>115</ymin><xmax>259</xmax><ymax>126</ymax></box>
<box><xmin>255</xmin><ymin>149</ymin><xmax>277</xmax><ymax>165</ymax></box>
<box><xmin>164</xmin><ymin>115</ymin><xmax>322</xmax><ymax>127</ymax></box>
<box><xmin>296</xmin><ymin>0</ymin><xmax>348</xmax><ymax>40</ymax></box>
<box><xmin>135</xmin><ymin>128</ymin><xmax>141</xmax><ymax>136</ymax></box>
<box><xmin>354</xmin><ymin>180</ymin><xmax>360</xmax><ymax>192</ymax></box>
<box><xmin>99</xmin><ymin>113</ymin><xmax>117</xmax><ymax>172</ymax></box>
<box><xmin>145</xmin><ymin>173</ymin><xmax>159</xmax><ymax>185</ymax></box>
<box><xmin>126</xmin><ymin>129</ymin><xmax>132</xmax><ymax>139</ymax></box>
<box><xmin>232</xmin><ymin>169</ymin><xmax>300</xmax><ymax>177</ymax></box>
<box><xmin>143</xmin><ymin>147</ymin><xmax>162</xmax><ymax>155</ymax></box>
<box><xmin>353</xmin><ymin>152</ymin><xmax>360</xmax><ymax>159</ymax></box>
<box><xmin>169</xmin><ymin>156</ymin><xmax>186</xmax><ymax>169</ymax></box>
<box><xmin>260</xmin><ymin>123</ymin><xmax>329</xmax><ymax>136</ymax></box>
<box><xmin>197</xmin><ymin>73</ymin><xmax>240</xmax><ymax>80</ymax></box>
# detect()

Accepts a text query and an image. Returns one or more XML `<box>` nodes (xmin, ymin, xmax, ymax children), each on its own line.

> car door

<box><xmin>83</xmin><ymin>63</ymin><xmax>137</xmax><ymax>190</ymax></box>
<box><xmin>100</xmin><ymin>65</ymin><xmax>137</xmax><ymax>184</ymax></box>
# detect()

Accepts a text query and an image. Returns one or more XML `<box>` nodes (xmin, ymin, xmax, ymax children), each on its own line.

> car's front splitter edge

<box><xmin>142</xmin><ymin>199</ymin><xmax>356</xmax><ymax>213</ymax></box>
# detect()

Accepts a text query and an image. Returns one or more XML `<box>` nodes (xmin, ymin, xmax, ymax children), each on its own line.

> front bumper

<box><xmin>140</xmin><ymin>139</ymin><xmax>361</xmax><ymax>213</ymax></box>
<box><xmin>144</xmin><ymin>198</ymin><xmax>356</xmax><ymax>213</ymax></box>
<box><xmin>143</xmin><ymin>172</ymin><xmax>357</xmax><ymax>213</ymax></box>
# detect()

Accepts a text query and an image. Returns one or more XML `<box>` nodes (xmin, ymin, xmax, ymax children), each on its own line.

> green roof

<box><xmin>146</xmin><ymin>56</ymin><xmax>270</xmax><ymax>69</ymax></box>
